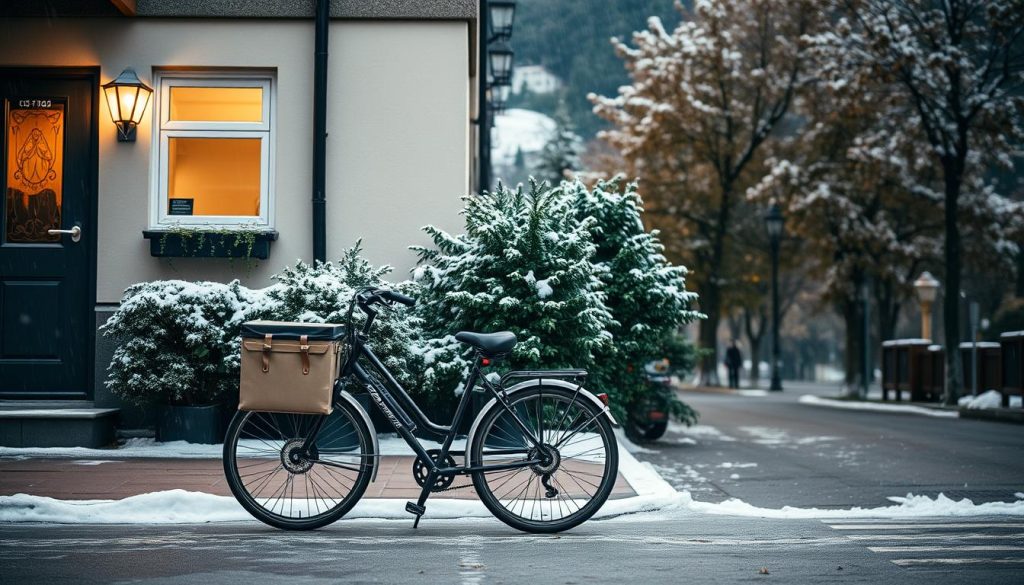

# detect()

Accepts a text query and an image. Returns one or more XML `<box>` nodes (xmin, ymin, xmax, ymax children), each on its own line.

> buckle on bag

<box><xmin>262</xmin><ymin>334</ymin><xmax>272</xmax><ymax>373</ymax></box>
<box><xmin>300</xmin><ymin>334</ymin><xmax>310</xmax><ymax>375</ymax></box>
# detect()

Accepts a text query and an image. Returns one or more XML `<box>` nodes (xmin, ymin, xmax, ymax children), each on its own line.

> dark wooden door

<box><xmin>0</xmin><ymin>69</ymin><xmax>97</xmax><ymax>398</ymax></box>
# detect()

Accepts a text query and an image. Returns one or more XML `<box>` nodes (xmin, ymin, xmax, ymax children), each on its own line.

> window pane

<box><xmin>168</xmin><ymin>137</ymin><xmax>261</xmax><ymax>217</ymax></box>
<box><xmin>169</xmin><ymin>87</ymin><xmax>263</xmax><ymax>122</ymax></box>
<box><xmin>6</xmin><ymin>101</ymin><xmax>64</xmax><ymax>243</ymax></box>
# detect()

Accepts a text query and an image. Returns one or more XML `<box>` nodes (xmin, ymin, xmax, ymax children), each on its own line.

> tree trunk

<box><xmin>942</xmin><ymin>163</ymin><xmax>963</xmax><ymax>405</ymax></box>
<box><xmin>698</xmin><ymin>281</ymin><xmax>722</xmax><ymax>386</ymax></box>
<box><xmin>840</xmin><ymin>299</ymin><xmax>863</xmax><ymax>398</ymax></box>
<box><xmin>744</xmin><ymin>305</ymin><xmax>766</xmax><ymax>388</ymax></box>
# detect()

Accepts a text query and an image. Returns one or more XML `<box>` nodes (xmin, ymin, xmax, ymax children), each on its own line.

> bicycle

<box><xmin>223</xmin><ymin>287</ymin><xmax>619</xmax><ymax>533</ymax></box>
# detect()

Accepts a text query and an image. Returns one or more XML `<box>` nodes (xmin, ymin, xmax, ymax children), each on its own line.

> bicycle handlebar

<box><xmin>357</xmin><ymin>288</ymin><xmax>416</xmax><ymax>309</ymax></box>
<box><xmin>378</xmin><ymin>289</ymin><xmax>416</xmax><ymax>307</ymax></box>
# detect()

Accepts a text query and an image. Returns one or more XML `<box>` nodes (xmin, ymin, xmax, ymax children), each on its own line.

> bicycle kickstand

<box><xmin>406</xmin><ymin>471</ymin><xmax>435</xmax><ymax>528</ymax></box>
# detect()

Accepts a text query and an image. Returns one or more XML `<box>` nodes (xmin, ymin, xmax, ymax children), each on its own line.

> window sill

<box><xmin>143</xmin><ymin>229</ymin><xmax>278</xmax><ymax>259</ymax></box>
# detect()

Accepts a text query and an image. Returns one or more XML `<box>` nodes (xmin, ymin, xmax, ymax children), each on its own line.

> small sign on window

<box><xmin>168</xmin><ymin>198</ymin><xmax>194</xmax><ymax>215</ymax></box>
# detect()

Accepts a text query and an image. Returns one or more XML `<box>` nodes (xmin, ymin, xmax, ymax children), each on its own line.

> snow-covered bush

<box><xmin>102</xmin><ymin>280</ymin><xmax>268</xmax><ymax>406</ymax></box>
<box><xmin>412</xmin><ymin>180</ymin><xmax>614</xmax><ymax>402</ymax></box>
<box><xmin>566</xmin><ymin>178</ymin><xmax>701</xmax><ymax>422</ymax></box>
<box><xmin>264</xmin><ymin>243</ymin><xmax>422</xmax><ymax>388</ymax></box>
<box><xmin>412</xmin><ymin>179</ymin><xmax>700</xmax><ymax>421</ymax></box>
<box><xmin>103</xmin><ymin>243</ymin><xmax>421</xmax><ymax>406</ymax></box>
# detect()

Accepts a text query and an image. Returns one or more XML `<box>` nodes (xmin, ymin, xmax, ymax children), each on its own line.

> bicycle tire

<box><xmin>469</xmin><ymin>385</ymin><xmax>618</xmax><ymax>533</ymax></box>
<box><xmin>223</xmin><ymin>402</ymin><xmax>374</xmax><ymax>530</ymax></box>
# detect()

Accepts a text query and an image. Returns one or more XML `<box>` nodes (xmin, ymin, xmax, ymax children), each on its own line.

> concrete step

<box><xmin>0</xmin><ymin>402</ymin><xmax>119</xmax><ymax>448</ymax></box>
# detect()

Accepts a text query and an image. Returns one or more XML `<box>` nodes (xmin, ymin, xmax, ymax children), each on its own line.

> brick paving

<box><xmin>0</xmin><ymin>456</ymin><xmax>636</xmax><ymax>501</ymax></box>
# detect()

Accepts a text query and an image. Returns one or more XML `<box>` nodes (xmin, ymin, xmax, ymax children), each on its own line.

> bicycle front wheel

<box><xmin>469</xmin><ymin>385</ymin><xmax>619</xmax><ymax>533</ymax></box>
<box><xmin>223</xmin><ymin>401</ymin><xmax>374</xmax><ymax>530</ymax></box>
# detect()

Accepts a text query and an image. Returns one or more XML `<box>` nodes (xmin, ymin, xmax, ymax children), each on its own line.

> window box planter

<box><xmin>143</xmin><ymin>229</ymin><xmax>278</xmax><ymax>259</ymax></box>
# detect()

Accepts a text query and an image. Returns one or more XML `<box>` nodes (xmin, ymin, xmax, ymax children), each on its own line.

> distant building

<box><xmin>512</xmin><ymin>65</ymin><xmax>562</xmax><ymax>95</ymax></box>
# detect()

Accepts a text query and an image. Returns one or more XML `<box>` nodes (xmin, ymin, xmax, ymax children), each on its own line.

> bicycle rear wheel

<box><xmin>469</xmin><ymin>385</ymin><xmax>618</xmax><ymax>533</ymax></box>
<box><xmin>223</xmin><ymin>401</ymin><xmax>374</xmax><ymax>530</ymax></box>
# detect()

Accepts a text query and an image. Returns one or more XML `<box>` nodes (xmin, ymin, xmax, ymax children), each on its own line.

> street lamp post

<box><xmin>477</xmin><ymin>1</ymin><xmax>516</xmax><ymax>193</ymax></box>
<box><xmin>765</xmin><ymin>204</ymin><xmax>785</xmax><ymax>392</ymax></box>
<box><xmin>913</xmin><ymin>271</ymin><xmax>940</xmax><ymax>341</ymax></box>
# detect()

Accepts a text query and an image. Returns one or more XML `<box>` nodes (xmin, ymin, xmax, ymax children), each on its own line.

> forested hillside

<box><xmin>510</xmin><ymin>0</ymin><xmax>682</xmax><ymax>139</ymax></box>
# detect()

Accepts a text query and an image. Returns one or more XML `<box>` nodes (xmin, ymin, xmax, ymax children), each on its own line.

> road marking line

<box><xmin>868</xmin><ymin>545</ymin><xmax>1024</xmax><ymax>553</ymax></box>
<box><xmin>846</xmin><ymin>533</ymin><xmax>1024</xmax><ymax>541</ymax></box>
<box><xmin>891</xmin><ymin>558</ymin><xmax>1024</xmax><ymax>566</ymax></box>
<box><xmin>827</xmin><ymin>523</ymin><xmax>1024</xmax><ymax>530</ymax></box>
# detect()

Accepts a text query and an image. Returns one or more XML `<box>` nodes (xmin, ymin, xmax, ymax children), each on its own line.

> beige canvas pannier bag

<box><xmin>238</xmin><ymin>320</ymin><xmax>347</xmax><ymax>415</ymax></box>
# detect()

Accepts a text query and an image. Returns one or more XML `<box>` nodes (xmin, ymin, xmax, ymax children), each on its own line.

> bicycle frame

<box><xmin>296</xmin><ymin>302</ymin><xmax>584</xmax><ymax>496</ymax></box>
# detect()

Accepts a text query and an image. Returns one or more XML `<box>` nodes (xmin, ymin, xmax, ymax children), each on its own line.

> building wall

<box><xmin>0</xmin><ymin>17</ymin><xmax>470</xmax><ymax>303</ymax></box>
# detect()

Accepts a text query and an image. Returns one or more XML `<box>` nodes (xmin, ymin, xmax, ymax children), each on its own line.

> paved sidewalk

<box><xmin>0</xmin><ymin>456</ymin><xmax>636</xmax><ymax>501</ymax></box>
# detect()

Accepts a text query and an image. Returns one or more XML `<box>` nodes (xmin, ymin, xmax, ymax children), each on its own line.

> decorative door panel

<box><xmin>0</xmin><ymin>70</ymin><xmax>96</xmax><ymax>398</ymax></box>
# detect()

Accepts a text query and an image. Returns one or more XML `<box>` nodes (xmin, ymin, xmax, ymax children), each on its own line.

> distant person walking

<box><xmin>725</xmin><ymin>341</ymin><xmax>743</xmax><ymax>389</ymax></box>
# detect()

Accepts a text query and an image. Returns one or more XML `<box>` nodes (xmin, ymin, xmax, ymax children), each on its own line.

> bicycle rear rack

<box><xmin>499</xmin><ymin>369</ymin><xmax>587</xmax><ymax>387</ymax></box>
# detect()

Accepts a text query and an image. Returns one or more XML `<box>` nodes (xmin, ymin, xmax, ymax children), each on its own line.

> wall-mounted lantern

<box><xmin>488</xmin><ymin>42</ymin><xmax>514</xmax><ymax>87</ymax></box>
<box><xmin>490</xmin><ymin>85</ymin><xmax>511</xmax><ymax>113</ymax></box>
<box><xmin>102</xmin><ymin>68</ymin><xmax>152</xmax><ymax>142</ymax></box>
<box><xmin>489</xmin><ymin>1</ymin><xmax>516</xmax><ymax>41</ymax></box>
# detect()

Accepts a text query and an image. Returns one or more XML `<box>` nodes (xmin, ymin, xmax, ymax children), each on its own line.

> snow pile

<box><xmin>0</xmin><ymin>490</ymin><xmax>252</xmax><ymax>524</ymax></box>
<box><xmin>669</xmin><ymin>423</ymin><xmax>737</xmax><ymax>442</ymax></box>
<box><xmin>666</xmin><ymin>492</ymin><xmax>1024</xmax><ymax>520</ymax></box>
<box><xmin>798</xmin><ymin>394</ymin><xmax>958</xmax><ymax>418</ymax></box>
<box><xmin>957</xmin><ymin>390</ymin><xmax>1004</xmax><ymax>410</ymax></box>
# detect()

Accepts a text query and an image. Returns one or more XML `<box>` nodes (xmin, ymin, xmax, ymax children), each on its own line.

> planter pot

<box><xmin>157</xmin><ymin>404</ymin><xmax>223</xmax><ymax>444</ymax></box>
<box><xmin>143</xmin><ymin>230</ymin><xmax>278</xmax><ymax>259</ymax></box>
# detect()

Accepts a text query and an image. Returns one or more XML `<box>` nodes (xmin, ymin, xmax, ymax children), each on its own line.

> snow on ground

<box><xmin>669</xmin><ymin>422</ymin><xmax>736</xmax><ymax>442</ymax></box>
<box><xmin>958</xmin><ymin>390</ymin><xmax>1012</xmax><ymax>409</ymax></box>
<box><xmin>798</xmin><ymin>394</ymin><xmax>959</xmax><ymax>418</ymax></box>
<box><xmin>738</xmin><ymin>426</ymin><xmax>840</xmax><ymax>447</ymax></box>
<box><xmin>736</xmin><ymin>389</ymin><xmax>769</xmax><ymax>397</ymax></box>
<box><xmin>718</xmin><ymin>462</ymin><xmax>757</xmax><ymax>469</ymax></box>
<box><xmin>490</xmin><ymin>108</ymin><xmax>556</xmax><ymax>168</ymax></box>
<box><xmin>0</xmin><ymin>437</ymin><xmax>676</xmax><ymax>523</ymax></box>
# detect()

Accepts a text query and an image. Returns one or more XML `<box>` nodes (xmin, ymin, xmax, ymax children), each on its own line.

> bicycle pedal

<box><xmin>405</xmin><ymin>501</ymin><xmax>426</xmax><ymax>516</ymax></box>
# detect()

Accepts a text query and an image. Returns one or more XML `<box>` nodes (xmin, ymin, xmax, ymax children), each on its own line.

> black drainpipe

<box><xmin>312</xmin><ymin>0</ymin><xmax>329</xmax><ymax>263</ymax></box>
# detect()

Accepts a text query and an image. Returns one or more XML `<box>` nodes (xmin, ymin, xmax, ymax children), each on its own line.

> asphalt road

<box><xmin>634</xmin><ymin>382</ymin><xmax>1024</xmax><ymax>508</ymax></box>
<box><xmin>2</xmin><ymin>381</ymin><xmax>1022</xmax><ymax>584</ymax></box>
<box><xmin>2</xmin><ymin>515</ymin><xmax>1021</xmax><ymax>584</ymax></box>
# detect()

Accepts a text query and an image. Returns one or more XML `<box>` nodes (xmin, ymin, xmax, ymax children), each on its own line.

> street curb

<box><xmin>958</xmin><ymin>407</ymin><xmax>1024</xmax><ymax>425</ymax></box>
<box><xmin>797</xmin><ymin>395</ymin><xmax>958</xmax><ymax>418</ymax></box>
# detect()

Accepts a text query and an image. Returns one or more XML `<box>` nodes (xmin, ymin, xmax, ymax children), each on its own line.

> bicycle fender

<box><xmin>466</xmin><ymin>378</ymin><xmax>620</xmax><ymax>449</ymax></box>
<box><xmin>338</xmin><ymin>391</ymin><xmax>380</xmax><ymax>482</ymax></box>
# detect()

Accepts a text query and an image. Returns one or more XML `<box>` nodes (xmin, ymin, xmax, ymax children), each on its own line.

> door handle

<box><xmin>47</xmin><ymin>225</ymin><xmax>82</xmax><ymax>243</ymax></box>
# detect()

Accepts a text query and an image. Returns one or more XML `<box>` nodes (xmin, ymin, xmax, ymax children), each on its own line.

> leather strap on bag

<box><xmin>300</xmin><ymin>335</ymin><xmax>310</xmax><ymax>375</ymax></box>
<box><xmin>262</xmin><ymin>334</ymin><xmax>272</xmax><ymax>373</ymax></box>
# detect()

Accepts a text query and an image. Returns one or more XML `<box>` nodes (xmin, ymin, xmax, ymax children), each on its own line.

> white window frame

<box><xmin>149</xmin><ymin>70</ymin><xmax>275</xmax><ymax>229</ymax></box>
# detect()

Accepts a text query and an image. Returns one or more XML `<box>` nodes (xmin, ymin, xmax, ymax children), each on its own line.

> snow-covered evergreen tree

<box><xmin>412</xmin><ymin>180</ymin><xmax>614</xmax><ymax>400</ymax></box>
<box><xmin>265</xmin><ymin>242</ymin><xmax>423</xmax><ymax>388</ymax></box>
<box><xmin>565</xmin><ymin>177</ymin><xmax>701</xmax><ymax>421</ymax></box>
<box><xmin>535</xmin><ymin>103</ymin><xmax>583</xmax><ymax>186</ymax></box>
